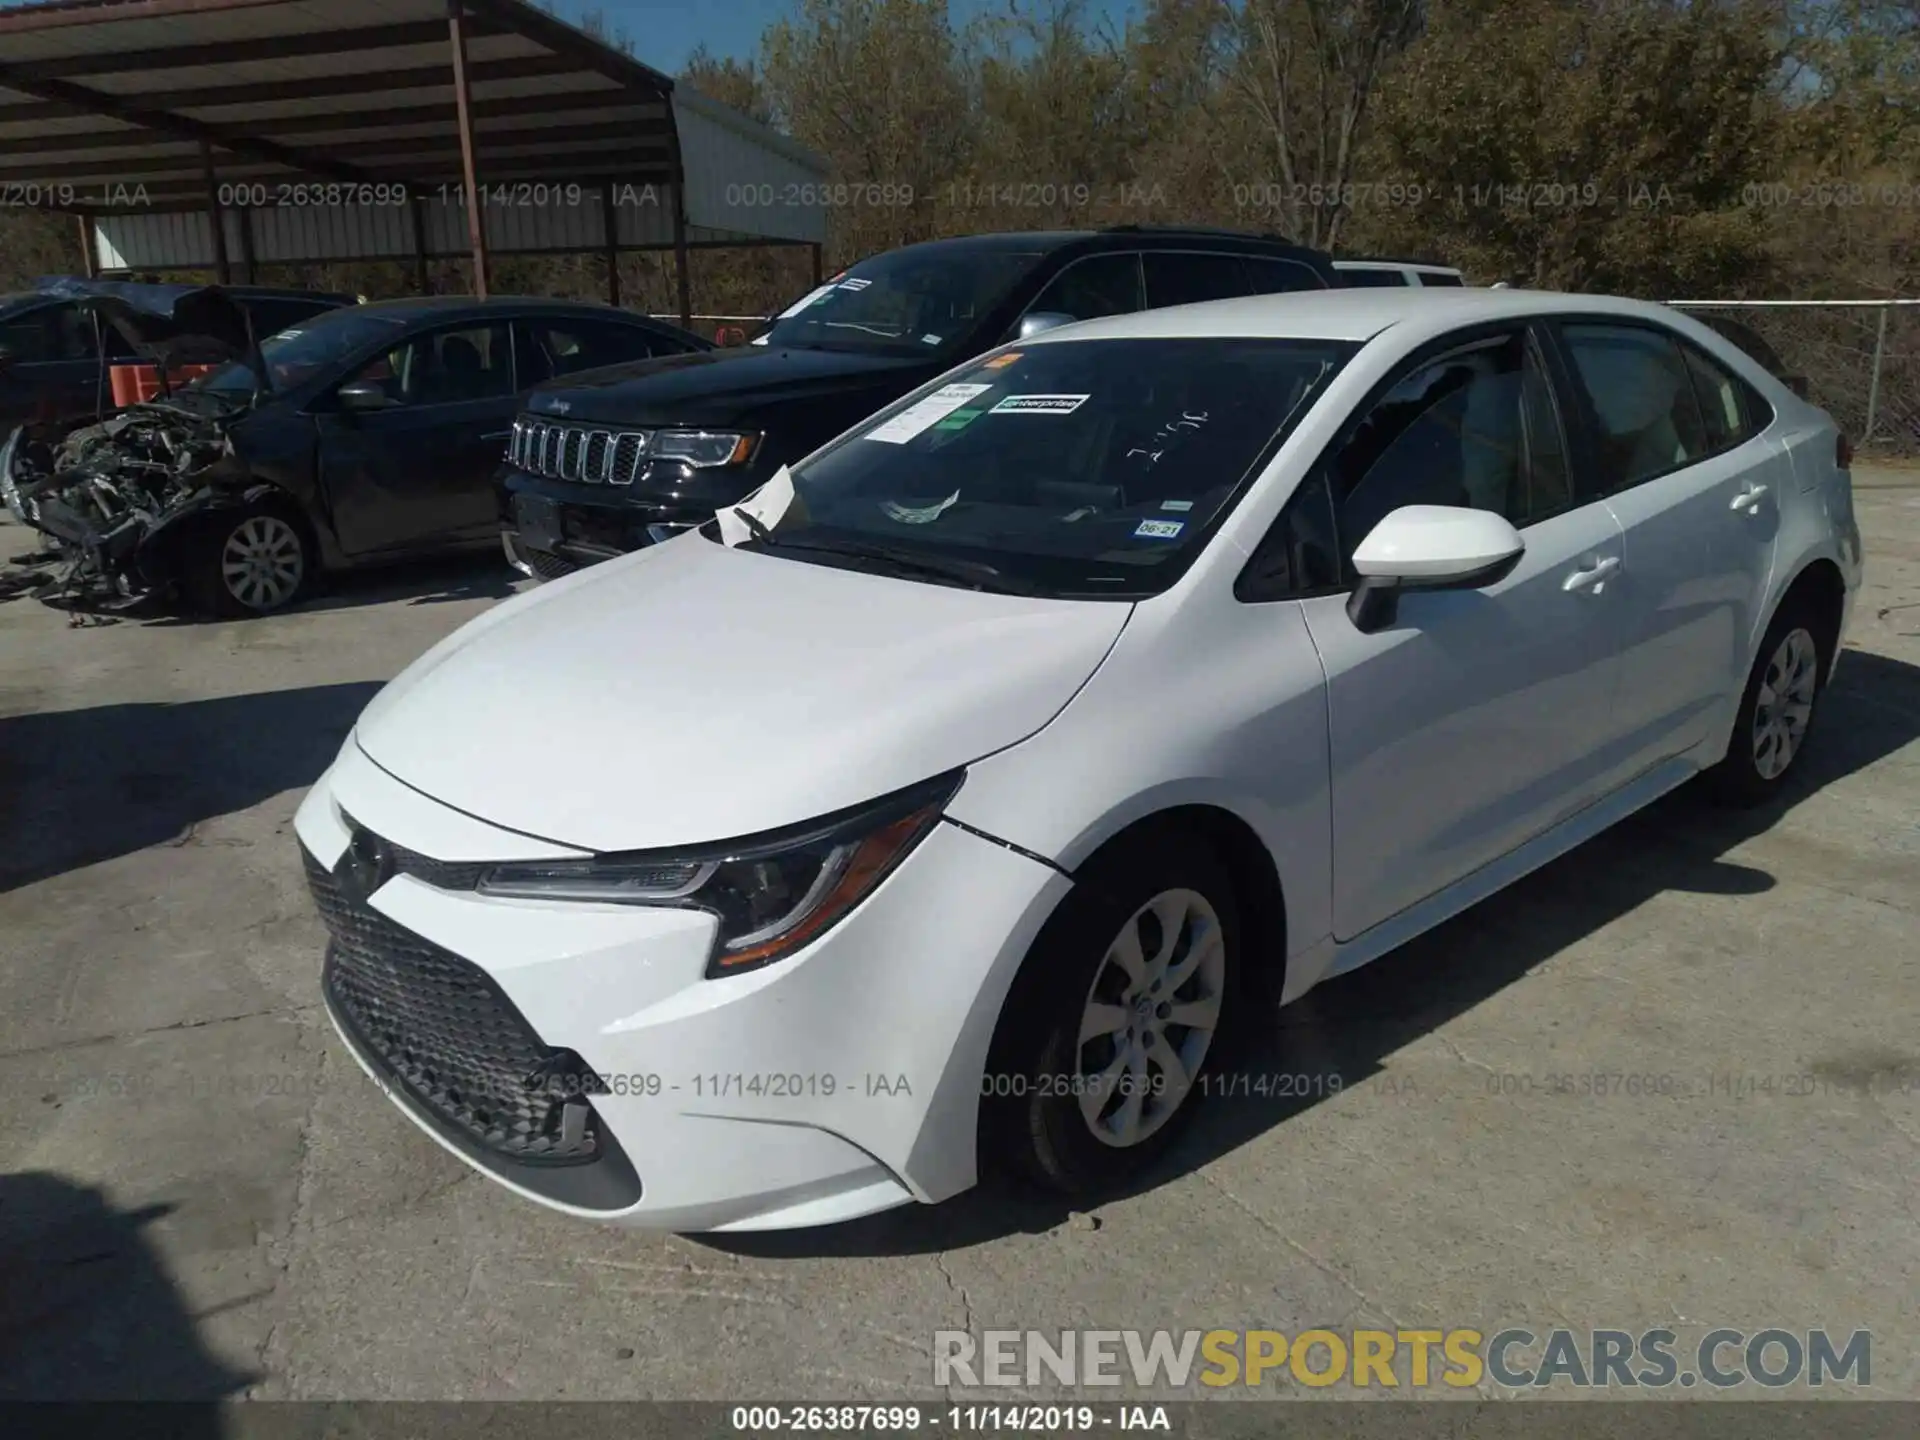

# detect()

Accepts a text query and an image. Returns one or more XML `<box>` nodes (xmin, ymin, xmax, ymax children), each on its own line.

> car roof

<box><xmin>340</xmin><ymin>295</ymin><xmax>657</xmax><ymax>321</ymax></box>
<box><xmin>858</xmin><ymin>228</ymin><xmax>1333</xmax><ymax>265</ymax></box>
<box><xmin>1023</xmin><ymin>287</ymin><xmax>1687</xmax><ymax>344</ymax></box>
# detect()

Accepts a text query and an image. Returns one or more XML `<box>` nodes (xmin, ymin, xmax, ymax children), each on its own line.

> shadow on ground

<box><xmin>0</xmin><ymin>1171</ymin><xmax>252</xmax><ymax>1405</ymax></box>
<box><xmin>0</xmin><ymin>681</ymin><xmax>381</xmax><ymax>893</ymax></box>
<box><xmin>706</xmin><ymin>647</ymin><xmax>1920</xmax><ymax>1258</ymax></box>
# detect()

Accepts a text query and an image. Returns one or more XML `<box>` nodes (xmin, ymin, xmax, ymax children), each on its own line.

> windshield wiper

<box><xmin>731</xmin><ymin>506</ymin><xmax>775</xmax><ymax>545</ymax></box>
<box><xmin>774</xmin><ymin>535</ymin><xmax>1026</xmax><ymax>593</ymax></box>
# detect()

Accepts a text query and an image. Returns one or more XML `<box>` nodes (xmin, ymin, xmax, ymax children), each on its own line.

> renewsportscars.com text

<box><xmin>933</xmin><ymin>1327</ymin><xmax>1871</xmax><ymax>1390</ymax></box>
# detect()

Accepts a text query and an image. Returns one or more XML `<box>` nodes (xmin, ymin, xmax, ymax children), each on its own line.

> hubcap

<box><xmin>221</xmin><ymin>515</ymin><xmax>304</xmax><ymax>611</ymax></box>
<box><xmin>1073</xmin><ymin>888</ymin><xmax>1227</xmax><ymax>1149</ymax></box>
<box><xmin>1752</xmin><ymin>626</ymin><xmax>1818</xmax><ymax>780</ymax></box>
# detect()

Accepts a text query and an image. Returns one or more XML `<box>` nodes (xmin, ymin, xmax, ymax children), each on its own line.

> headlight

<box><xmin>477</xmin><ymin>770</ymin><xmax>962</xmax><ymax>976</ymax></box>
<box><xmin>651</xmin><ymin>429</ymin><xmax>759</xmax><ymax>468</ymax></box>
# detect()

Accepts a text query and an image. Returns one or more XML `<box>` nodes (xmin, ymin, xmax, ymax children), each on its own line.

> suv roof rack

<box><xmin>1335</xmin><ymin>255</ymin><xmax>1460</xmax><ymax>270</ymax></box>
<box><xmin>1101</xmin><ymin>223</ymin><xmax>1307</xmax><ymax>245</ymax></box>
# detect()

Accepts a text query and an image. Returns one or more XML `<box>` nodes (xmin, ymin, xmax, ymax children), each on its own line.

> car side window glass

<box><xmin>536</xmin><ymin>321</ymin><xmax>658</xmax><ymax>379</ymax></box>
<box><xmin>0</xmin><ymin>308</ymin><xmax>61</xmax><ymax>362</ymax></box>
<box><xmin>1559</xmin><ymin>323</ymin><xmax>1710</xmax><ymax>492</ymax></box>
<box><xmin>1027</xmin><ymin>253</ymin><xmax>1144</xmax><ymax>321</ymax></box>
<box><xmin>1242</xmin><ymin>257</ymin><xmax>1323</xmax><ymax>294</ymax></box>
<box><xmin>1679</xmin><ymin>340</ymin><xmax>1765</xmax><ymax>451</ymax></box>
<box><xmin>51</xmin><ymin>304</ymin><xmax>99</xmax><ymax>361</ymax></box>
<box><xmin>1518</xmin><ymin>339</ymin><xmax>1574</xmax><ymax>521</ymax></box>
<box><xmin>1142</xmin><ymin>252</ymin><xmax>1250</xmax><ymax>308</ymax></box>
<box><xmin>1333</xmin><ymin>333</ymin><xmax>1540</xmax><ymax>568</ymax></box>
<box><xmin>1237</xmin><ymin>468</ymin><xmax>1342</xmax><ymax>601</ymax></box>
<box><xmin>347</xmin><ymin>322</ymin><xmax>513</xmax><ymax>406</ymax></box>
<box><xmin>1420</xmin><ymin>272</ymin><xmax>1465</xmax><ymax>287</ymax></box>
<box><xmin>1337</xmin><ymin>268</ymin><xmax>1406</xmax><ymax>288</ymax></box>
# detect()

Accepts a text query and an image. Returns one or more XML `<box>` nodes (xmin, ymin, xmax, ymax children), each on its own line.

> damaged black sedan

<box><xmin>3</xmin><ymin>282</ymin><xmax>706</xmax><ymax>616</ymax></box>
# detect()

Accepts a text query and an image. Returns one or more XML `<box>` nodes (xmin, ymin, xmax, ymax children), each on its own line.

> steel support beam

<box><xmin>447</xmin><ymin>0</ymin><xmax>491</xmax><ymax>299</ymax></box>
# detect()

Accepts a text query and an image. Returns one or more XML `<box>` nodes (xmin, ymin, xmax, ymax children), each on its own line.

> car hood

<box><xmin>352</xmin><ymin>534</ymin><xmax>1131</xmax><ymax>852</ymax></box>
<box><xmin>521</xmin><ymin>345</ymin><xmax>932</xmax><ymax>427</ymax></box>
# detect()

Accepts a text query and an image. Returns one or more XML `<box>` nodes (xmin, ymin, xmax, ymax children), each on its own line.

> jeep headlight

<box><xmin>651</xmin><ymin>429</ymin><xmax>759</xmax><ymax>468</ymax></box>
<box><xmin>477</xmin><ymin>771</ymin><xmax>962</xmax><ymax>975</ymax></box>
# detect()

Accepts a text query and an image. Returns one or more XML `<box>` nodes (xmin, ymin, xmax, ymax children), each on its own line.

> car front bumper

<box><xmin>497</xmin><ymin>464</ymin><xmax>762</xmax><ymax>580</ymax></box>
<box><xmin>294</xmin><ymin>739</ymin><xmax>1071</xmax><ymax>1231</ymax></box>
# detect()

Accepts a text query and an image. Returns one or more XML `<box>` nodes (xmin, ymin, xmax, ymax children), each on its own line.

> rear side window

<box><xmin>246</xmin><ymin>299</ymin><xmax>333</xmax><ymax>337</ymax></box>
<box><xmin>0</xmin><ymin>306</ymin><xmax>63</xmax><ymax>362</ymax></box>
<box><xmin>1419</xmin><ymin>272</ymin><xmax>1465</xmax><ymax>287</ymax></box>
<box><xmin>523</xmin><ymin>319</ymin><xmax>664</xmax><ymax>382</ymax></box>
<box><xmin>1027</xmin><ymin>253</ymin><xmax>1144</xmax><ymax>322</ymax></box>
<box><xmin>1680</xmin><ymin>341</ymin><xmax>1769</xmax><ymax>451</ymax></box>
<box><xmin>1242</xmin><ymin>257</ymin><xmax>1327</xmax><ymax>294</ymax></box>
<box><xmin>1338</xmin><ymin>268</ymin><xmax>1408</xmax><ymax>288</ymax></box>
<box><xmin>1142</xmin><ymin>252</ymin><xmax>1250</xmax><ymax>308</ymax></box>
<box><xmin>1557</xmin><ymin>323</ymin><xmax>1710</xmax><ymax>492</ymax></box>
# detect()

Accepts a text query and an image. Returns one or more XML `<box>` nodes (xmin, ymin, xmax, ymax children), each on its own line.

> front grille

<box><xmin>305</xmin><ymin>841</ymin><xmax>606</xmax><ymax>1165</ymax></box>
<box><xmin>524</xmin><ymin>545</ymin><xmax>582</xmax><ymax>580</ymax></box>
<box><xmin>510</xmin><ymin>417</ymin><xmax>652</xmax><ymax>485</ymax></box>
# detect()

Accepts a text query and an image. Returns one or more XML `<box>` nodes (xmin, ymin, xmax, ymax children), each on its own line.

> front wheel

<box><xmin>982</xmin><ymin>833</ymin><xmax>1242</xmax><ymax>1196</ymax></box>
<box><xmin>1705</xmin><ymin>601</ymin><xmax>1829</xmax><ymax>806</ymax></box>
<box><xmin>188</xmin><ymin>507</ymin><xmax>311</xmax><ymax>617</ymax></box>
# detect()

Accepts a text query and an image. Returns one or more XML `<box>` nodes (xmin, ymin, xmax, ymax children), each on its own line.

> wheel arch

<box><xmin>1770</xmin><ymin>554</ymin><xmax>1847</xmax><ymax>676</ymax></box>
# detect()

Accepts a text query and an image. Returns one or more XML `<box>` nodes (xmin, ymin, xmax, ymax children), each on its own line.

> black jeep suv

<box><xmin>498</xmin><ymin>226</ymin><xmax>1339</xmax><ymax>577</ymax></box>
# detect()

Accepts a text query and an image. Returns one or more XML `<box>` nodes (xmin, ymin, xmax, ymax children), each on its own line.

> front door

<box><xmin>317</xmin><ymin>320</ymin><xmax>517</xmax><ymax>556</ymax></box>
<box><xmin>1298</xmin><ymin>327</ymin><xmax>1632</xmax><ymax>940</ymax></box>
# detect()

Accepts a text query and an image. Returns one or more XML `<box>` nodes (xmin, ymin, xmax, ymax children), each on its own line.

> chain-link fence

<box><xmin>1668</xmin><ymin>299</ymin><xmax>1920</xmax><ymax>458</ymax></box>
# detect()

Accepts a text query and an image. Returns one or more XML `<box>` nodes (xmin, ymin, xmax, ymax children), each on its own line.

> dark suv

<box><xmin>498</xmin><ymin>226</ymin><xmax>1339</xmax><ymax>577</ymax></box>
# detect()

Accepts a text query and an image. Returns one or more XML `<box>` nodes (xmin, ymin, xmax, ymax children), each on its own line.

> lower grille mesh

<box><xmin>305</xmin><ymin>843</ymin><xmax>604</xmax><ymax>1164</ymax></box>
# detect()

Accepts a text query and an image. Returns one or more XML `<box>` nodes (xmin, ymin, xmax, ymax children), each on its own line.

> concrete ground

<box><xmin>1</xmin><ymin>470</ymin><xmax>1916</xmax><ymax>1403</ymax></box>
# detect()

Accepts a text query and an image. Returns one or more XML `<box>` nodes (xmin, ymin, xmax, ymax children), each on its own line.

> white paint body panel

<box><xmin>302</xmin><ymin>289</ymin><xmax>1864</xmax><ymax>1229</ymax></box>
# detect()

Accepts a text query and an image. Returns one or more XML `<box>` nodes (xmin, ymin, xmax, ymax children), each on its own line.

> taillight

<box><xmin>1836</xmin><ymin>433</ymin><xmax>1853</xmax><ymax>470</ymax></box>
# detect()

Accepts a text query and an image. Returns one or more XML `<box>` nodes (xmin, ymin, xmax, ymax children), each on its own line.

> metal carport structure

<box><xmin>0</xmin><ymin>0</ymin><xmax>830</xmax><ymax>323</ymax></box>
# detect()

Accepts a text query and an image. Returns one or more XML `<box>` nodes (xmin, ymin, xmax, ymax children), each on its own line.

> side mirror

<box><xmin>1014</xmin><ymin>311</ymin><xmax>1075</xmax><ymax>341</ymax></box>
<box><xmin>1346</xmin><ymin>504</ymin><xmax>1525</xmax><ymax>633</ymax></box>
<box><xmin>337</xmin><ymin>379</ymin><xmax>390</xmax><ymax>411</ymax></box>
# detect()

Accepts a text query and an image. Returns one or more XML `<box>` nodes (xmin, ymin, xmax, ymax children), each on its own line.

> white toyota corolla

<box><xmin>296</xmin><ymin>289</ymin><xmax>1862</xmax><ymax>1232</ymax></box>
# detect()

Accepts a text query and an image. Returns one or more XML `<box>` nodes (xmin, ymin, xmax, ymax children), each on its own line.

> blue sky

<box><xmin>547</xmin><ymin>0</ymin><xmax>1143</xmax><ymax>74</ymax></box>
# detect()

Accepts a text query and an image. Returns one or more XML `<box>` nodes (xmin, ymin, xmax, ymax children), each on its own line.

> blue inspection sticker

<box><xmin>1134</xmin><ymin>518</ymin><xmax>1185</xmax><ymax>540</ymax></box>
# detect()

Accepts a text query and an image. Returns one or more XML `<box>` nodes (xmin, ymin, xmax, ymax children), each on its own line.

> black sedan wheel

<box><xmin>190</xmin><ymin>508</ymin><xmax>311</xmax><ymax>616</ymax></box>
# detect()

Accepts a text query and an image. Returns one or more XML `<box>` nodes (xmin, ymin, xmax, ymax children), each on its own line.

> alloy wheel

<box><xmin>221</xmin><ymin>514</ymin><xmax>305</xmax><ymax>611</ymax></box>
<box><xmin>1074</xmin><ymin>888</ymin><xmax>1226</xmax><ymax>1148</ymax></box>
<box><xmin>1752</xmin><ymin>626</ymin><xmax>1819</xmax><ymax>780</ymax></box>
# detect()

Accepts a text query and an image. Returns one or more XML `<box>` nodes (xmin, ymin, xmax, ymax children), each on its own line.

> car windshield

<box><xmin>197</xmin><ymin>309</ymin><xmax>409</xmax><ymax>394</ymax></box>
<box><xmin>741</xmin><ymin>337</ymin><xmax>1357</xmax><ymax>599</ymax></box>
<box><xmin>754</xmin><ymin>247</ymin><xmax>1045</xmax><ymax>357</ymax></box>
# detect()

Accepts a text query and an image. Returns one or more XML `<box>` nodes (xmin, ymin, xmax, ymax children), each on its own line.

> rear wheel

<box><xmin>188</xmin><ymin>506</ymin><xmax>311</xmax><ymax>617</ymax></box>
<box><xmin>1705</xmin><ymin>600</ymin><xmax>1829</xmax><ymax>806</ymax></box>
<box><xmin>982</xmin><ymin>832</ymin><xmax>1242</xmax><ymax>1196</ymax></box>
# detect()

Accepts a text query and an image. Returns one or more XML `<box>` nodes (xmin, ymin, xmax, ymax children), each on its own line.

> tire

<box><xmin>1704</xmin><ymin>598</ymin><xmax>1831</xmax><ymax>807</ymax></box>
<box><xmin>187</xmin><ymin>505</ymin><xmax>312</xmax><ymax>617</ymax></box>
<box><xmin>981</xmin><ymin>830</ymin><xmax>1243</xmax><ymax>1196</ymax></box>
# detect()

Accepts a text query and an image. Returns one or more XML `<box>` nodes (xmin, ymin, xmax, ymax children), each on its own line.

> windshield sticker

<box><xmin>837</xmin><ymin>276</ymin><xmax>871</xmax><ymax>291</ymax></box>
<box><xmin>863</xmin><ymin>383</ymin><xmax>993</xmax><ymax>444</ymax></box>
<box><xmin>775</xmin><ymin>283</ymin><xmax>836</xmax><ymax>318</ymax></box>
<box><xmin>1160</xmin><ymin>499</ymin><xmax>1194</xmax><ymax>512</ymax></box>
<box><xmin>933</xmin><ymin>407</ymin><xmax>984</xmax><ymax>433</ymax></box>
<box><xmin>881</xmin><ymin>490</ymin><xmax>962</xmax><ymax>525</ymax></box>
<box><xmin>991</xmin><ymin>393</ymin><xmax>1089</xmax><ymax>416</ymax></box>
<box><xmin>983</xmin><ymin>352</ymin><xmax>1022</xmax><ymax>369</ymax></box>
<box><xmin>920</xmin><ymin>333</ymin><xmax>943</xmax><ymax>345</ymax></box>
<box><xmin>1134</xmin><ymin>518</ymin><xmax>1185</xmax><ymax>540</ymax></box>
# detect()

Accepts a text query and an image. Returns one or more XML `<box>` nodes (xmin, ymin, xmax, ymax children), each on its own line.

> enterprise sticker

<box><xmin>1134</xmin><ymin>519</ymin><xmax>1185</xmax><ymax>539</ymax></box>
<box><xmin>991</xmin><ymin>393</ymin><xmax>1089</xmax><ymax>415</ymax></box>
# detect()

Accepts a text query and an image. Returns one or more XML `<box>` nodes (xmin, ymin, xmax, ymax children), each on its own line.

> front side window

<box><xmin>744</xmin><ymin>337</ymin><xmax>1357</xmax><ymax>598</ymax></box>
<box><xmin>1142</xmin><ymin>252</ymin><xmax>1250</xmax><ymax>308</ymax></box>
<box><xmin>1332</xmin><ymin>331</ymin><xmax>1571</xmax><ymax>571</ymax></box>
<box><xmin>1026</xmin><ymin>253</ymin><xmax>1144</xmax><ymax>322</ymax></box>
<box><xmin>344</xmin><ymin>322</ymin><xmax>513</xmax><ymax>406</ymax></box>
<box><xmin>755</xmin><ymin>247</ymin><xmax>1045</xmax><ymax>357</ymax></box>
<box><xmin>1558</xmin><ymin>323</ymin><xmax>1709</xmax><ymax>492</ymax></box>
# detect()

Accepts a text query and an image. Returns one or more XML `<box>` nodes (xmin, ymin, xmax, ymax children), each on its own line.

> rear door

<box><xmin>1550</xmin><ymin>321</ymin><xmax>1784</xmax><ymax>775</ymax></box>
<box><xmin>316</xmin><ymin>319</ymin><xmax>518</xmax><ymax>555</ymax></box>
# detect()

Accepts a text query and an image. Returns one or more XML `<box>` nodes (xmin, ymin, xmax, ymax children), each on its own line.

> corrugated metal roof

<box><xmin>0</xmin><ymin>0</ymin><xmax>828</xmax><ymax>261</ymax></box>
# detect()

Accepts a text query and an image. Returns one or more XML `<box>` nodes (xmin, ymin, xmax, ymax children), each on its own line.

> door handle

<box><xmin>1562</xmin><ymin>555</ymin><xmax>1620</xmax><ymax>592</ymax></box>
<box><xmin>1730</xmin><ymin>481</ymin><xmax>1769</xmax><ymax>512</ymax></box>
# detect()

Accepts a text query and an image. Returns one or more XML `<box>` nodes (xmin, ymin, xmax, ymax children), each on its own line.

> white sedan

<box><xmin>295</xmin><ymin>288</ymin><xmax>1863</xmax><ymax>1232</ymax></box>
